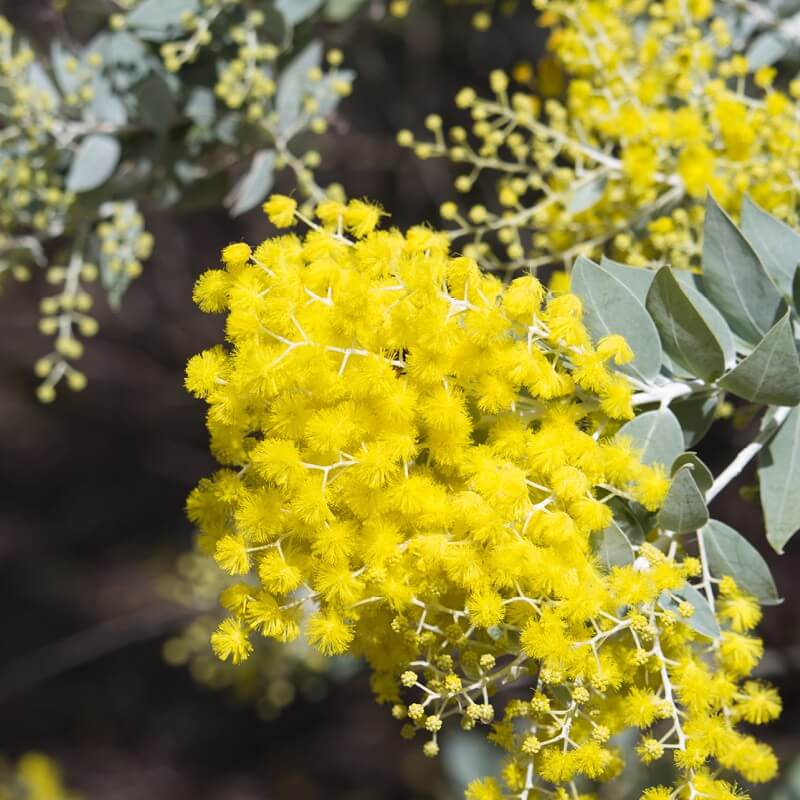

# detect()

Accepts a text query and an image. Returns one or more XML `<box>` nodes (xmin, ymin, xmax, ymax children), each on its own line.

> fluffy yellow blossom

<box><xmin>263</xmin><ymin>195</ymin><xmax>298</xmax><ymax>228</ymax></box>
<box><xmin>402</xmin><ymin>1</ymin><xmax>800</xmax><ymax>273</ymax></box>
<box><xmin>210</xmin><ymin>617</ymin><xmax>253</xmax><ymax>664</ymax></box>
<box><xmin>187</xmin><ymin>197</ymin><xmax>780</xmax><ymax>800</ymax></box>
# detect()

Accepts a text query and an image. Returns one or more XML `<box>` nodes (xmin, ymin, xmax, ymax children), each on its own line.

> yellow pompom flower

<box><xmin>734</xmin><ymin>681</ymin><xmax>782</xmax><ymax>725</ymax></box>
<box><xmin>343</xmin><ymin>199</ymin><xmax>384</xmax><ymax>237</ymax></box>
<box><xmin>221</xmin><ymin>242</ymin><xmax>251</xmax><ymax>269</ymax></box>
<box><xmin>307</xmin><ymin>611</ymin><xmax>354</xmax><ymax>655</ymax></box>
<box><xmin>214</xmin><ymin>534</ymin><xmax>251</xmax><ymax>575</ymax></box>
<box><xmin>210</xmin><ymin>618</ymin><xmax>253</xmax><ymax>664</ymax></box>
<box><xmin>262</xmin><ymin>194</ymin><xmax>297</xmax><ymax>228</ymax></box>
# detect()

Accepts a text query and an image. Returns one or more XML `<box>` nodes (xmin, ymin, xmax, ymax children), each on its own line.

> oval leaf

<box><xmin>702</xmin><ymin>194</ymin><xmax>786</xmax><ymax>346</ymax></box>
<box><xmin>673</xmin><ymin>273</ymin><xmax>736</xmax><ymax>369</ymax></box>
<box><xmin>126</xmin><ymin>0</ymin><xmax>199</xmax><ymax>41</ymax></box>
<box><xmin>616</xmin><ymin>409</ymin><xmax>684</xmax><ymax>468</ymax></box>
<box><xmin>702</xmin><ymin>520</ymin><xmax>780</xmax><ymax>605</ymax></box>
<box><xmin>572</xmin><ymin>256</ymin><xmax>663</xmax><ymax>383</ymax></box>
<box><xmin>567</xmin><ymin>173</ymin><xmax>607</xmax><ymax>214</ymax></box>
<box><xmin>746</xmin><ymin>31</ymin><xmax>789</xmax><ymax>69</ymax></box>
<box><xmin>657</xmin><ymin>465</ymin><xmax>709</xmax><ymax>533</ymax></box>
<box><xmin>671</xmin><ymin>453</ymin><xmax>713</xmax><ymax>493</ymax></box>
<box><xmin>719</xmin><ymin>312</ymin><xmax>800</xmax><ymax>406</ymax></box>
<box><xmin>595</xmin><ymin>521</ymin><xmax>635</xmax><ymax>570</ymax></box>
<box><xmin>607</xmin><ymin>498</ymin><xmax>650</xmax><ymax>545</ymax></box>
<box><xmin>759</xmin><ymin>406</ymin><xmax>800</xmax><ymax>553</ymax></box>
<box><xmin>66</xmin><ymin>134</ymin><xmax>120</xmax><ymax>193</ymax></box>
<box><xmin>27</xmin><ymin>62</ymin><xmax>59</xmax><ymax>104</ymax></box>
<box><xmin>646</xmin><ymin>267</ymin><xmax>726</xmax><ymax>382</ymax></box>
<box><xmin>277</xmin><ymin>0</ymin><xmax>323</xmax><ymax>24</ymax></box>
<box><xmin>741</xmin><ymin>195</ymin><xmax>800</xmax><ymax>298</ymax></box>
<box><xmin>325</xmin><ymin>0</ymin><xmax>369</xmax><ymax>20</ymax></box>
<box><xmin>599</xmin><ymin>257</ymin><xmax>654</xmax><ymax>303</ymax></box>
<box><xmin>225</xmin><ymin>150</ymin><xmax>276</xmax><ymax>217</ymax></box>
<box><xmin>276</xmin><ymin>41</ymin><xmax>323</xmax><ymax>134</ymax></box>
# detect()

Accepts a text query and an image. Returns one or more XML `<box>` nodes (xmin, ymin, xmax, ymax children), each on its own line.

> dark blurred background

<box><xmin>0</xmin><ymin>2</ymin><xmax>798</xmax><ymax>798</ymax></box>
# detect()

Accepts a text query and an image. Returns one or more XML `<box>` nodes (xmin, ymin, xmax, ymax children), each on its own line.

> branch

<box><xmin>706</xmin><ymin>405</ymin><xmax>793</xmax><ymax>503</ymax></box>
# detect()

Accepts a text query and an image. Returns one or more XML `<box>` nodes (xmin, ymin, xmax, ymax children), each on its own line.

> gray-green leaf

<box><xmin>598</xmin><ymin>257</ymin><xmax>654</xmax><ymax>303</ymax></box>
<box><xmin>325</xmin><ymin>0</ymin><xmax>369</xmax><ymax>20</ymax></box>
<box><xmin>276</xmin><ymin>0</ymin><xmax>323</xmax><ymax>24</ymax></box>
<box><xmin>741</xmin><ymin>195</ymin><xmax>800</xmax><ymax>298</ymax></box>
<box><xmin>50</xmin><ymin>40</ymin><xmax>80</xmax><ymax>95</ymax></box>
<box><xmin>66</xmin><ymin>134</ymin><xmax>120</xmax><ymax>193</ymax></box>
<box><xmin>657</xmin><ymin>465</ymin><xmax>709</xmax><ymax>533</ymax></box>
<box><xmin>702</xmin><ymin>194</ymin><xmax>786</xmax><ymax>346</ymax></box>
<box><xmin>794</xmin><ymin>265</ymin><xmax>800</xmax><ymax>313</ymax></box>
<box><xmin>673</xmin><ymin>273</ymin><xmax>736</xmax><ymax>369</ymax></box>
<box><xmin>759</xmin><ymin>405</ymin><xmax>800</xmax><ymax>553</ymax></box>
<box><xmin>225</xmin><ymin>150</ymin><xmax>276</xmax><ymax>216</ymax></box>
<box><xmin>616</xmin><ymin>409</ymin><xmax>684</xmax><ymax>467</ymax></box>
<box><xmin>27</xmin><ymin>62</ymin><xmax>59</xmax><ymax>104</ymax></box>
<box><xmin>607</xmin><ymin>498</ymin><xmax>650</xmax><ymax>545</ymax></box>
<box><xmin>567</xmin><ymin>173</ymin><xmax>607</xmax><ymax>214</ymax></box>
<box><xmin>572</xmin><ymin>256</ymin><xmax>663</xmax><ymax>383</ymax></box>
<box><xmin>87</xmin><ymin>32</ymin><xmax>153</xmax><ymax>91</ymax></box>
<box><xmin>659</xmin><ymin>584</ymin><xmax>721</xmax><ymax>640</ymax></box>
<box><xmin>185</xmin><ymin>87</ymin><xmax>216</xmax><ymax>127</ymax></box>
<box><xmin>671</xmin><ymin>452</ymin><xmax>713</xmax><ymax>493</ymax></box>
<box><xmin>88</xmin><ymin>76</ymin><xmax>127</xmax><ymax>125</ymax></box>
<box><xmin>719</xmin><ymin>312</ymin><xmax>800</xmax><ymax>406</ymax></box>
<box><xmin>596</xmin><ymin>521</ymin><xmax>635</xmax><ymax>570</ymax></box>
<box><xmin>746</xmin><ymin>31</ymin><xmax>790</xmax><ymax>69</ymax></box>
<box><xmin>126</xmin><ymin>0</ymin><xmax>199</xmax><ymax>41</ymax></box>
<box><xmin>646</xmin><ymin>267</ymin><xmax>726</xmax><ymax>382</ymax></box>
<box><xmin>702</xmin><ymin>520</ymin><xmax>780</xmax><ymax>605</ymax></box>
<box><xmin>276</xmin><ymin>41</ymin><xmax>323</xmax><ymax>134</ymax></box>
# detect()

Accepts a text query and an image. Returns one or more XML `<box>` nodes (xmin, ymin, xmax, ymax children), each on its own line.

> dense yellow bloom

<box><xmin>187</xmin><ymin>197</ymin><xmax>779</xmax><ymax>799</ymax></box>
<box><xmin>402</xmin><ymin>1</ymin><xmax>800</xmax><ymax>273</ymax></box>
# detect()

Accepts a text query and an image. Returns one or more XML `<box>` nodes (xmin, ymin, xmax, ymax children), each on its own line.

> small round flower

<box><xmin>263</xmin><ymin>194</ymin><xmax>298</xmax><ymax>228</ymax></box>
<box><xmin>221</xmin><ymin>242</ymin><xmax>252</xmax><ymax>269</ymax></box>
<box><xmin>401</xmin><ymin>670</ymin><xmax>418</xmax><ymax>688</ymax></box>
<box><xmin>210</xmin><ymin>618</ymin><xmax>253</xmax><ymax>664</ymax></box>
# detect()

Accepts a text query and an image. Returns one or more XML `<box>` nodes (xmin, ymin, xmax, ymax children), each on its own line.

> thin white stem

<box><xmin>706</xmin><ymin>406</ymin><xmax>792</xmax><ymax>503</ymax></box>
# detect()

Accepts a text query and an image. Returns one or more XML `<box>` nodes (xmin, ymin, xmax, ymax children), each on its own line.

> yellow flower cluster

<box><xmin>187</xmin><ymin>196</ymin><xmax>779</xmax><ymax>799</ymax></box>
<box><xmin>400</xmin><ymin>0</ymin><xmax>800</xmax><ymax>273</ymax></box>
<box><xmin>112</xmin><ymin>1</ymin><xmax>353</xmax><ymax>197</ymax></box>
<box><xmin>35</xmin><ymin>202</ymin><xmax>154</xmax><ymax>401</ymax></box>
<box><xmin>0</xmin><ymin>17</ymin><xmax>78</xmax><ymax>280</ymax></box>
<box><xmin>0</xmin><ymin>15</ymin><xmax>112</xmax><ymax>399</ymax></box>
<box><xmin>0</xmin><ymin>752</ymin><xmax>82</xmax><ymax>800</ymax></box>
